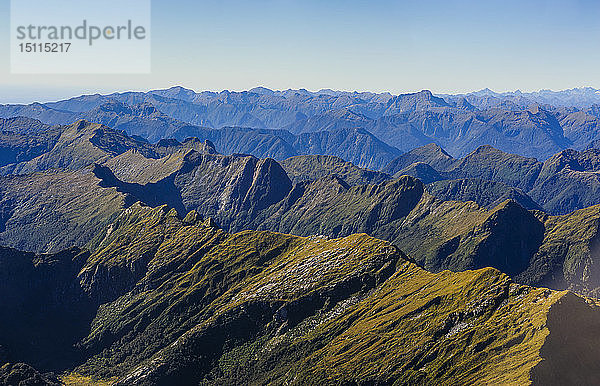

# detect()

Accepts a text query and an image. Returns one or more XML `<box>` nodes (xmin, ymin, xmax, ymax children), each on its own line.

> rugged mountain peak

<box><xmin>423</xmin><ymin>198</ymin><xmax>545</xmax><ymax>276</ymax></box>
<box><xmin>385</xmin><ymin>90</ymin><xmax>450</xmax><ymax>114</ymax></box>
<box><xmin>150</xmin><ymin>85</ymin><xmax>198</xmax><ymax>102</ymax></box>
<box><xmin>539</xmin><ymin>148</ymin><xmax>585</xmax><ymax>177</ymax></box>
<box><xmin>411</xmin><ymin>89</ymin><xmax>435</xmax><ymax>100</ymax></box>
<box><xmin>203</xmin><ymin>139</ymin><xmax>217</xmax><ymax>153</ymax></box>
<box><xmin>70</xmin><ymin>119</ymin><xmax>104</xmax><ymax>133</ymax></box>
<box><xmin>421</xmin><ymin>142</ymin><xmax>451</xmax><ymax>155</ymax></box>
<box><xmin>182</xmin><ymin>209</ymin><xmax>202</xmax><ymax>225</ymax></box>
<box><xmin>243</xmin><ymin>157</ymin><xmax>294</xmax><ymax>211</ymax></box>
<box><xmin>395</xmin><ymin>161</ymin><xmax>443</xmax><ymax>183</ymax></box>
<box><xmin>249</xmin><ymin>86</ymin><xmax>275</xmax><ymax>95</ymax></box>
<box><xmin>178</xmin><ymin>138</ymin><xmax>216</xmax><ymax>154</ymax></box>
<box><xmin>459</xmin><ymin>145</ymin><xmax>541</xmax><ymax>168</ymax></box>
<box><xmin>383</xmin><ymin>143</ymin><xmax>455</xmax><ymax>175</ymax></box>
<box><xmin>469</xmin><ymin>144</ymin><xmax>506</xmax><ymax>156</ymax></box>
<box><xmin>450</xmin><ymin>146</ymin><xmax>543</xmax><ymax>191</ymax></box>
<box><xmin>427</xmin><ymin>178</ymin><xmax>543</xmax><ymax>211</ymax></box>
<box><xmin>488</xmin><ymin>198</ymin><xmax>530</xmax><ymax>216</ymax></box>
<box><xmin>453</xmin><ymin>97</ymin><xmax>476</xmax><ymax>110</ymax></box>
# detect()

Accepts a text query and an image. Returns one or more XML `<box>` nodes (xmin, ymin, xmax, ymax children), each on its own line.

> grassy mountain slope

<box><xmin>280</xmin><ymin>155</ymin><xmax>391</xmax><ymax>185</ymax></box>
<box><xmin>428</xmin><ymin>178</ymin><xmax>543</xmax><ymax>210</ymax></box>
<box><xmin>0</xmin><ymin>169</ymin><xmax>127</xmax><ymax>253</ymax></box>
<box><xmin>2</xmin><ymin>203</ymin><xmax>600</xmax><ymax>385</ymax></box>
<box><xmin>91</xmin><ymin>150</ymin><xmax>600</xmax><ymax>295</ymax></box>
<box><xmin>4</xmin><ymin>125</ymin><xmax>600</xmax><ymax>296</ymax></box>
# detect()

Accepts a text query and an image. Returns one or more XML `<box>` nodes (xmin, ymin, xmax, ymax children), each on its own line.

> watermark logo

<box><xmin>10</xmin><ymin>0</ymin><xmax>151</xmax><ymax>74</ymax></box>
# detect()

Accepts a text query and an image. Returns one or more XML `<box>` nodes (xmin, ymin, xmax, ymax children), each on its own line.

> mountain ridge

<box><xmin>5</xmin><ymin>87</ymin><xmax>600</xmax><ymax>162</ymax></box>
<box><xmin>2</xmin><ymin>203</ymin><xmax>600</xmax><ymax>384</ymax></box>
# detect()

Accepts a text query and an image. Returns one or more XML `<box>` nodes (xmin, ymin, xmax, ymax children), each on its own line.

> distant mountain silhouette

<box><xmin>3</xmin><ymin>87</ymin><xmax>600</xmax><ymax>162</ymax></box>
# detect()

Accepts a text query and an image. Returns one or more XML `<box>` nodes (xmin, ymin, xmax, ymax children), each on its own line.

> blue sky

<box><xmin>1</xmin><ymin>0</ymin><xmax>599</xmax><ymax>103</ymax></box>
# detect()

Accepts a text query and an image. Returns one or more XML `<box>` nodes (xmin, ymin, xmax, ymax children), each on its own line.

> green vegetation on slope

<box><xmin>0</xmin><ymin>169</ymin><xmax>127</xmax><ymax>253</ymax></box>
<box><xmin>2</xmin><ymin>203</ymin><xmax>600</xmax><ymax>385</ymax></box>
<box><xmin>280</xmin><ymin>154</ymin><xmax>391</xmax><ymax>186</ymax></box>
<box><xmin>386</xmin><ymin>144</ymin><xmax>600</xmax><ymax>215</ymax></box>
<box><xmin>87</xmin><ymin>148</ymin><xmax>600</xmax><ymax>296</ymax></box>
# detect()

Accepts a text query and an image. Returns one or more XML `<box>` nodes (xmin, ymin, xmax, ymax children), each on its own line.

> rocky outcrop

<box><xmin>383</xmin><ymin>143</ymin><xmax>456</xmax><ymax>175</ymax></box>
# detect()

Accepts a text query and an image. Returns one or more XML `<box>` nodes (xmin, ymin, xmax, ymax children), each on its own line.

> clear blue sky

<box><xmin>1</xmin><ymin>0</ymin><xmax>599</xmax><ymax>103</ymax></box>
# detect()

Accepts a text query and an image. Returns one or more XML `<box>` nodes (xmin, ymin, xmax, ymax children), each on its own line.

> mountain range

<box><xmin>385</xmin><ymin>143</ymin><xmax>600</xmax><ymax>215</ymax></box>
<box><xmin>3</xmin><ymin>203</ymin><xmax>600</xmax><ymax>385</ymax></box>
<box><xmin>3</xmin><ymin>86</ymin><xmax>600</xmax><ymax>163</ymax></box>
<box><xmin>2</xmin><ymin>120</ymin><xmax>600</xmax><ymax>298</ymax></box>
<box><xmin>5</xmin><ymin>86</ymin><xmax>600</xmax><ymax>384</ymax></box>
<box><xmin>440</xmin><ymin>87</ymin><xmax>600</xmax><ymax>109</ymax></box>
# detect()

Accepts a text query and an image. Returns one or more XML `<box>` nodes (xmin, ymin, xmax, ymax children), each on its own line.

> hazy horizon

<box><xmin>1</xmin><ymin>0</ymin><xmax>600</xmax><ymax>103</ymax></box>
<box><xmin>2</xmin><ymin>84</ymin><xmax>600</xmax><ymax>105</ymax></box>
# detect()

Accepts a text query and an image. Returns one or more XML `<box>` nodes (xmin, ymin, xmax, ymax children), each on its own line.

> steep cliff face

<box><xmin>174</xmin><ymin>152</ymin><xmax>293</xmax><ymax>227</ymax></box>
<box><xmin>445</xmin><ymin>145</ymin><xmax>543</xmax><ymax>191</ymax></box>
<box><xmin>460</xmin><ymin>200</ymin><xmax>545</xmax><ymax>276</ymax></box>
<box><xmin>259</xmin><ymin>175</ymin><xmax>426</xmax><ymax>239</ymax></box>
